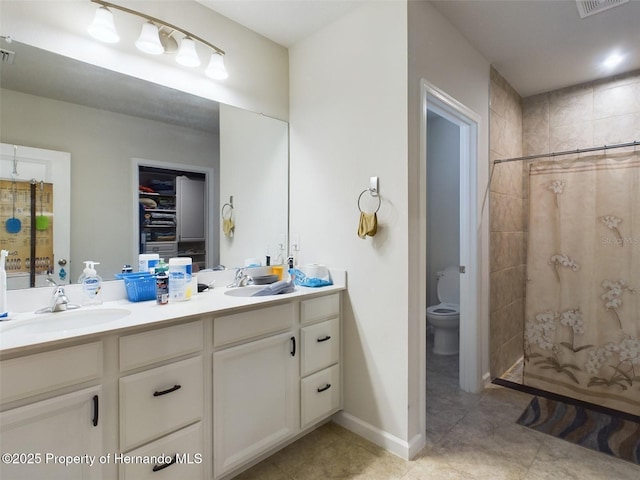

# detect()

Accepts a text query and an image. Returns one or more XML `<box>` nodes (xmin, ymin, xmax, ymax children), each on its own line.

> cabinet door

<box><xmin>177</xmin><ymin>176</ymin><xmax>205</xmax><ymax>242</ymax></box>
<box><xmin>0</xmin><ymin>386</ymin><xmax>103</xmax><ymax>480</ymax></box>
<box><xmin>213</xmin><ymin>332</ymin><xmax>299</xmax><ymax>477</ymax></box>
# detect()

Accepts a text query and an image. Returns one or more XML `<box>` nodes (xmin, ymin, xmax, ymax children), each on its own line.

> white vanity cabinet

<box><xmin>212</xmin><ymin>303</ymin><xmax>298</xmax><ymax>478</ymax></box>
<box><xmin>0</xmin><ymin>283</ymin><xmax>344</xmax><ymax>480</ymax></box>
<box><xmin>300</xmin><ymin>294</ymin><xmax>341</xmax><ymax>429</ymax></box>
<box><xmin>212</xmin><ymin>293</ymin><xmax>342</xmax><ymax>479</ymax></box>
<box><xmin>118</xmin><ymin>320</ymin><xmax>205</xmax><ymax>479</ymax></box>
<box><xmin>0</xmin><ymin>343</ymin><xmax>104</xmax><ymax>480</ymax></box>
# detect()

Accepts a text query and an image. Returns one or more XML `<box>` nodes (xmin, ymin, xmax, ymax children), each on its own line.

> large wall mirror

<box><xmin>0</xmin><ymin>40</ymin><xmax>289</xmax><ymax>289</ymax></box>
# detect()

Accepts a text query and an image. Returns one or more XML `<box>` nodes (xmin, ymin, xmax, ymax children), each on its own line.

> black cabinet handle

<box><xmin>290</xmin><ymin>336</ymin><xmax>296</xmax><ymax>357</ymax></box>
<box><xmin>317</xmin><ymin>335</ymin><xmax>332</xmax><ymax>343</ymax></box>
<box><xmin>317</xmin><ymin>384</ymin><xmax>332</xmax><ymax>393</ymax></box>
<box><xmin>153</xmin><ymin>384</ymin><xmax>182</xmax><ymax>397</ymax></box>
<box><xmin>152</xmin><ymin>454</ymin><xmax>177</xmax><ymax>472</ymax></box>
<box><xmin>92</xmin><ymin>395</ymin><xmax>99</xmax><ymax>427</ymax></box>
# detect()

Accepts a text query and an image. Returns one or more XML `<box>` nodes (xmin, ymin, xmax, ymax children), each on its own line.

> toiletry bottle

<box><xmin>78</xmin><ymin>261</ymin><xmax>103</xmax><ymax>305</ymax></box>
<box><xmin>155</xmin><ymin>259</ymin><xmax>169</xmax><ymax>305</ymax></box>
<box><xmin>0</xmin><ymin>250</ymin><xmax>8</xmax><ymax>318</ymax></box>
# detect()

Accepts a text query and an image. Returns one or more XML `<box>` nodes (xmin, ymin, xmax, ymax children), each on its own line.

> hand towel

<box><xmin>358</xmin><ymin>212</ymin><xmax>377</xmax><ymax>239</ymax></box>
<box><xmin>223</xmin><ymin>217</ymin><xmax>235</xmax><ymax>237</ymax></box>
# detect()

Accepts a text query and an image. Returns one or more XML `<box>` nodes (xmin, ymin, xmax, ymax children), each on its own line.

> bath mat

<box><xmin>517</xmin><ymin>396</ymin><xmax>640</xmax><ymax>464</ymax></box>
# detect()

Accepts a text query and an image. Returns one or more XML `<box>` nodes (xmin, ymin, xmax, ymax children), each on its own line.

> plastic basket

<box><xmin>115</xmin><ymin>272</ymin><xmax>156</xmax><ymax>302</ymax></box>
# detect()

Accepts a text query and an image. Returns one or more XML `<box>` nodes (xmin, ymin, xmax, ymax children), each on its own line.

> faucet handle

<box><xmin>46</xmin><ymin>271</ymin><xmax>59</xmax><ymax>287</ymax></box>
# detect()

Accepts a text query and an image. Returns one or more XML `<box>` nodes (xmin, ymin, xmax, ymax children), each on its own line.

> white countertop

<box><xmin>0</xmin><ymin>270</ymin><xmax>346</xmax><ymax>355</ymax></box>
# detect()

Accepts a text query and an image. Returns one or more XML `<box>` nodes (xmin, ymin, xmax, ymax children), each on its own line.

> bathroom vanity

<box><xmin>0</xmin><ymin>274</ymin><xmax>344</xmax><ymax>480</ymax></box>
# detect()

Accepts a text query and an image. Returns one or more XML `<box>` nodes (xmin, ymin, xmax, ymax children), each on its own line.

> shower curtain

<box><xmin>523</xmin><ymin>150</ymin><xmax>640</xmax><ymax>417</ymax></box>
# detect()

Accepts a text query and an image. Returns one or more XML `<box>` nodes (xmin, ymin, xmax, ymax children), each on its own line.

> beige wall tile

<box><xmin>549</xmin><ymin>90</ymin><xmax>593</xmax><ymax>128</ymax></box>
<box><xmin>490</xmin><ymin>192</ymin><xmax>523</xmax><ymax>233</ymax></box>
<box><xmin>594</xmin><ymin>82</ymin><xmax>640</xmax><ymax>119</ymax></box>
<box><xmin>549</xmin><ymin>121</ymin><xmax>594</xmax><ymax>151</ymax></box>
<box><xmin>593</xmin><ymin>113</ymin><xmax>640</xmax><ymax>146</ymax></box>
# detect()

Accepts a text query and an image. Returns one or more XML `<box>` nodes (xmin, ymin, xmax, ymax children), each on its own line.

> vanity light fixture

<box><xmin>206</xmin><ymin>52</ymin><xmax>228</xmax><ymax>80</ymax></box>
<box><xmin>135</xmin><ymin>22</ymin><xmax>164</xmax><ymax>55</ymax></box>
<box><xmin>87</xmin><ymin>5</ymin><xmax>120</xmax><ymax>44</ymax></box>
<box><xmin>88</xmin><ymin>0</ymin><xmax>227</xmax><ymax>79</ymax></box>
<box><xmin>176</xmin><ymin>37</ymin><xmax>201</xmax><ymax>67</ymax></box>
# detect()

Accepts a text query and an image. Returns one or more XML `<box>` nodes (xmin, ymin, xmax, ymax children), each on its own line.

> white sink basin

<box><xmin>224</xmin><ymin>286</ymin><xmax>272</xmax><ymax>297</ymax></box>
<box><xmin>5</xmin><ymin>308</ymin><xmax>131</xmax><ymax>335</ymax></box>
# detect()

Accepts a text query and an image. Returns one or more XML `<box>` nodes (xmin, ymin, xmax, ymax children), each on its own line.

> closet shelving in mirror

<box><xmin>138</xmin><ymin>166</ymin><xmax>206</xmax><ymax>270</ymax></box>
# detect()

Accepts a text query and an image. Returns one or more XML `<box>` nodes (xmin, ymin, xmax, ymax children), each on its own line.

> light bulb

<box><xmin>176</xmin><ymin>37</ymin><xmax>200</xmax><ymax>67</ymax></box>
<box><xmin>205</xmin><ymin>52</ymin><xmax>228</xmax><ymax>80</ymax></box>
<box><xmin>87</xmin><ymin>6</ymin><xmax>119</xmax><ymax>44</ymax></box>
<box><xmin>135</xmin><ymin>22</ymin><xmax>164</xmax><ymax>55</ymax></box>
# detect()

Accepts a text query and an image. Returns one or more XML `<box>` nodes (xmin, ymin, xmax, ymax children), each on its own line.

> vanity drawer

<box><xmin>300</xmin><ymin>294</ymin><xmax>340</xmax><ymax>325</ymax></box>
<box><xmin>214</xmin><ymin>303</ymin><xmax>294</xmax><ymax>347</ymax></box>
<box><xmin>0</xmin><ymin>342</ymin><xmax>103</xmax><ymax>404</ymax></box>
<box><xmin>301</xmin><ymin>364</ymin><xmax>340</xmax><ymax>429</ymax></box>
<box><xmin>301</xmin><ymin>318</ymin><xmax>340</xmax><ymax>376</ymax></box>
<box><xmin>119</xmin><ymin>356</ymin><xmax>203</xmax><ymax>451</ymax></box>
<box><xmin>119</xmin><ymin>422</ymin><xmax>203</xmax><ymax>480</ymax></box>
<box><xmin>120</xmin><ymin>320</ymin><xmax>203</xmax><ymax>372</ymax></box>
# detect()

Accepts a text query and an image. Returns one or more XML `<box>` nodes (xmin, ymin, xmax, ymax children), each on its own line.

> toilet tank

<box><xmin>437</xmin><ymin>266</ymin><xmax>460</xmax><ymax>304</ymax></box>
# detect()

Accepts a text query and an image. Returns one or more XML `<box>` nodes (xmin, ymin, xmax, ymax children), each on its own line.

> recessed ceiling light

<box><xmin>602</xmin><ymin>52</ymin><xmax>625</xmax><ymax>70</ymax></box>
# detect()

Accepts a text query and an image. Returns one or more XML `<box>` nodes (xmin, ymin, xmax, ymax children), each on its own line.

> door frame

<box><xmin>1</xmin><ymin>143</ymin><xmax>71</xmax><ymax>287</ymax></box>
<box><xmin>418</xmin><ymin>79</ymin><xmax>483</xmax><ymax>436</ymax></box>
<box><xmin>131</xmin><ymin>158</ymin><xmax>216</xmax><ymax>268</ymax></box>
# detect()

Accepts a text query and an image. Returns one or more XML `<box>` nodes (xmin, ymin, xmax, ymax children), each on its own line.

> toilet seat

<box><xmin>427</xmin><ymin>303</ymin><xmax>459</xmax><ymax>316</ymax></box>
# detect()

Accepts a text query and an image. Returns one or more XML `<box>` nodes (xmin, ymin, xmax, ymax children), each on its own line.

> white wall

<box><xmin>289</xmin><ymin>1</ymin><xmax>410</xmax><ymax>452</ymax></box>
<box><xmin>290</xmin><ymin>0</ymin><xmax>491</xmax><ymax>457</ymax></box>
<box><xmin>0</xmin><ymin>0</ymin><xmax>289</xmax><ymax>119</ymax></box>
<box><xmin>426</xmin><ymin>115</ymin><xmax>460</xmax><ymax>307</ymax></box>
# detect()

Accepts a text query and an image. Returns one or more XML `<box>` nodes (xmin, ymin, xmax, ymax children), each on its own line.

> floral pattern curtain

<box><xmin>523</xmin><ymin>151</ymin><xmax>640</xmax><ymax>416</ymax></box>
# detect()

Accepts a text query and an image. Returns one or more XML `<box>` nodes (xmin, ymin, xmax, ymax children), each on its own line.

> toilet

<box><xmin>427</xmin><ymin>266</ymin><xmax>460</xmax><ymax>355</ymax></box>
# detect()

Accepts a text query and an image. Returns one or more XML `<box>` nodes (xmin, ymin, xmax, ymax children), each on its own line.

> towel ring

<box><xmin>357</xmin><ymin>189</ymin><xmax>381</xmax><ymax>214</ymax></box>
<box><xmin>221</xmin><ymin>203</ymin><xmax>234</xmax><ymax>220</ymax></box>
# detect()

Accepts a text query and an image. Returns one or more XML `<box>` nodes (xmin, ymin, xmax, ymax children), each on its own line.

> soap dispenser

<box><xmin>78</xmin><ymin>261</ymin><xmax>103</xmax><ymax>305</ymax></box>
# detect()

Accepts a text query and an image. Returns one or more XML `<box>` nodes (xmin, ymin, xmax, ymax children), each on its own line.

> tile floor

<box><xmin>234</xmin><ymin>335</ymin><xmax>640</xmax><ymax>479</ymax></box>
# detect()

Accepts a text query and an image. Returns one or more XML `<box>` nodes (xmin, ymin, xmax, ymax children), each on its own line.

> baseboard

<box><xmin>482</xmin><ymin>371</ymin><xmax>492</xmax><ymax>389</ymax></box>
<box><xmin>332</xmin><ymin>411</ymin><xmax>425</xmax><ymax>460</ymax></box>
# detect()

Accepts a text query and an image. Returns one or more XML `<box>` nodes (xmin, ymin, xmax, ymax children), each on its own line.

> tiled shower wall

<box><xmin>522</xmin><ymin>69</ymin><xmax>640</xmax><ymax>157</ymax></box>
<box><xmin>489</xmin><ymin>68</ymin><xmax>640</xmax><ymax>378</ymax></box>
<box><xmin>489</xmin><ymin>67</ymin><xmax>525</xmax><ymax>378</ymax></box>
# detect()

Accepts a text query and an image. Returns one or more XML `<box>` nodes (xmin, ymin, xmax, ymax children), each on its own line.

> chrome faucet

<box><xmin>49</xmin><ymin>285</ymin><xmax>71</xmax><ymax>312</ymax></box>
<box><xmin>35</xmin><ymin>276</ymin><xmax>76</xmax><ymax>314</ymax></box>
<box><xmin>227</xmin><ymin>268</ymin><xmax>250</xmax><ymax>288</ymax></box>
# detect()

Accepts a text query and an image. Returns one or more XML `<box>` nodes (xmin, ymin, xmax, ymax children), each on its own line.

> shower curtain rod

<box><xmin>493</xmin><ymin>140</ymin><xmax>640</xmax><ymax>164</ymax></box>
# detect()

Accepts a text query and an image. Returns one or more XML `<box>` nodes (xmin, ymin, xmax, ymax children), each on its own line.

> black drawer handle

<box><xmin>290</xmin><ymin>336</ymin><xmax>296</xmax><ymax>357</ymax></box>
<box><xmin>92</xmin><ymin>395</ymin><xmax>99</xmax><ymax>427</ymax></box>
<box><xmin>317</xmin><ymin>335</ymin><xmax>332</xmax><ymax>343</ymax></box>
<box><xmin>317</xmin><ymin>383</ymin><xmax>332</xmax><ymax>393</ymax></box>
<box><xmin>152</xmin><ymin>454</ymin><xmax>177</xmax><ymax>472</ymax></box>
<box><xmin>153</xmin><ymin>384</ymin><xmax>182</xmax><ymax>397</ymax></box>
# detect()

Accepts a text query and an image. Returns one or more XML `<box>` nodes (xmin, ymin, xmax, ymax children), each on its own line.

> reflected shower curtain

<box><xmin>523</xmin><ymin>151</ymin><xmax>640</xmax><ymax>416</ymax></box>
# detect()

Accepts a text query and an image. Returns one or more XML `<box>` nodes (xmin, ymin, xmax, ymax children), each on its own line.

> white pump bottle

<box><xmin>78</xmin><ymin>261</ymin><xmax>103</xmax><ymax>305</ymax></box>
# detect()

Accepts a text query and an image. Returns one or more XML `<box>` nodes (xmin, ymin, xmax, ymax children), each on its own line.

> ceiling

<box><xmin>199</xmin><ymin>0</ymin><xmax>640</xmax><ymax>97</ymax></box>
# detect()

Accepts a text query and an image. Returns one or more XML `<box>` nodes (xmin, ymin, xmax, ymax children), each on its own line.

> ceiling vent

<box><xmin>576</xmin><ymin>0</ymin><xmax>629</xmax><ymax>18</ymax></box>
<box><xmin>0</xmin><ymin>48</ymin><xmax>15</xmax><ymax>64</ymax></box>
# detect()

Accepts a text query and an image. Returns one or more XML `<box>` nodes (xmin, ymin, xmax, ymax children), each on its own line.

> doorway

<box><xmin>131</xmin><ymin>158</ymin><xmax>216</xmax><ymax>270</ymax></box>
<box><xmin>419</xmin><ymin>80</ymin><xmax>482</xmax><ymax>442</ymax></box>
